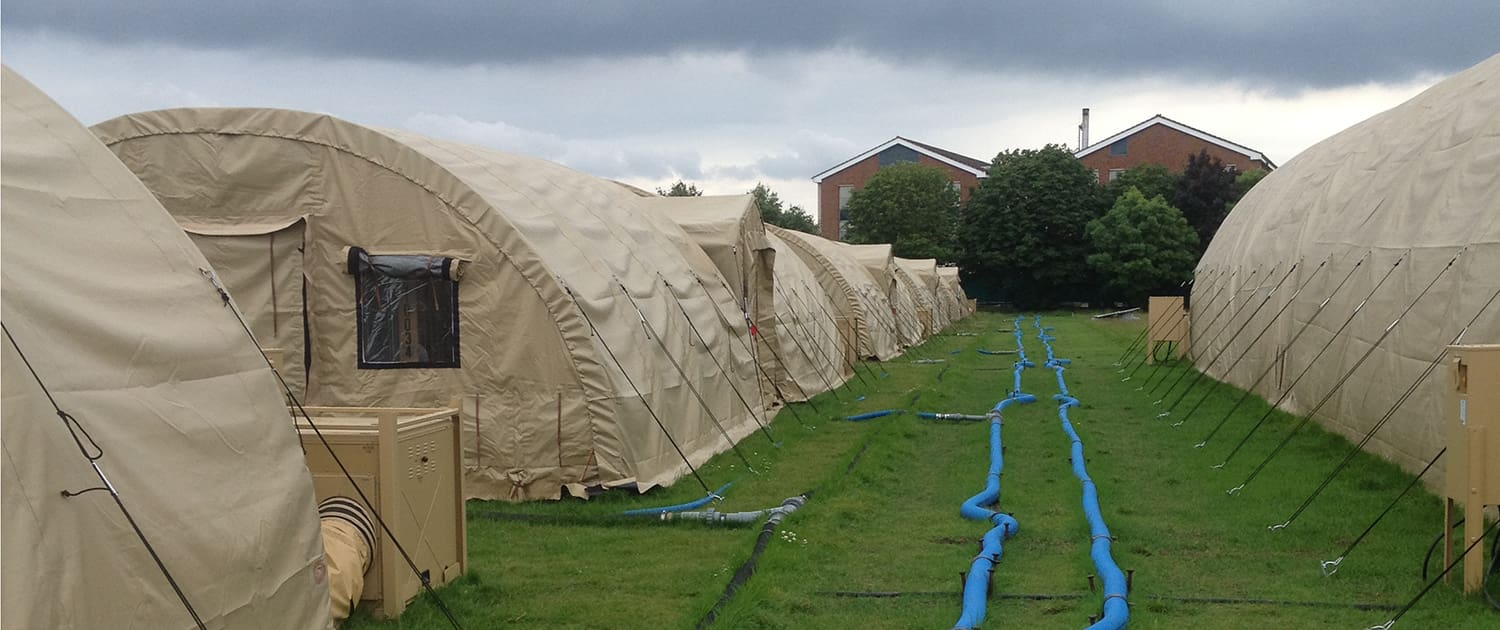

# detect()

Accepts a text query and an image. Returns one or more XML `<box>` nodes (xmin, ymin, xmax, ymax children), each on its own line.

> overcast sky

<box><xmin>4</xmin><ymin>1</ymin><xmax>1497</xmax><ymax>215</ymax></box>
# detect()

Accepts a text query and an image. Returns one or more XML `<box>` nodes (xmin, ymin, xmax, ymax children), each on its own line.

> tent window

<box><xmin>347</xmin><ymin>247</ymin><xmax>462</xmax><ymax>369</ymax></box>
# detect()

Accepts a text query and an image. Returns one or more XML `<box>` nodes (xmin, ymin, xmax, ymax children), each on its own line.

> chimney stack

<box><xmin>1079</xmin><ymin>108</ymin><xmax>1090</xmax><ymax>149</ymax></box>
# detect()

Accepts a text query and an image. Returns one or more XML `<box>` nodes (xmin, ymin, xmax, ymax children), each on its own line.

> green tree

<box><xmin>657</xmin><ymin>180</ymin><xmax>702</xmax><ymax>196</ymax></box>
<box><xmin>1172</xmin><ymin>150</ymin><xmax>1237</xmax><ymax>252</ymax></box>
<box><xmin>1086</xmin><ymin>187</ymin><xmax>1199</xmax><ymax>305</ymax></box>
<box><xmin>842</xmin><ymin>162</ymin><xmax>960</xmax><ymax>261</ymax></box>
<box><xmin>960</xmin><ymin>144</ymin><xmax>1107</xmax><ymax>307</ymax></box>
<box><xmin>1231</xmin><ymin>168</ymin><xmax>1269</xmax><ymax>202</ymax></box>
<box><xmin>749</xmin><ymin>183</ymin><xmax>818</xmax><ymax>234</ymax></box>
<box><xmin>1104</xmin><ymin>163</ymin><xmax>1178</xmax><ymax>206</ymax></box>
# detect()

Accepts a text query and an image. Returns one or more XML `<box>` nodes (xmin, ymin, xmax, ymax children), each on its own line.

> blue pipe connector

<box><xmin>622</xmin><ymin>482</ymin><xmax>732</xmax><ymax>516</ymax></box>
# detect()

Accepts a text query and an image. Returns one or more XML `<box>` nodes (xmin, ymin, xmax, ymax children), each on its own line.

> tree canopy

<box><xmin>960</xmin><ymin>144</ymin><xmax>1106</xmax><ymax>307</ymax></box>
<box><xmin>750</xmin><ymin>183</ymin><xmax>818</xmax><ymax>234</ymax></box>
<box><xmin>1086</xmin><ymin>187</ymin><xmax>1199</xmax><ymax>305</ymax></box>
<box><xmin>1104</xmin><ymin>163</ymin><xmax>1178</xmax><ymax>206</ymax></box>
<box><xmin>657</xmin><ymin>180</ymin><xmax>702</xmax><ymax>197</ymax></box>
<box><xmin>842</xmin><ymin>162</ymin><xmax>960</xmax><ymax>261</ymax></box>
<box><xmin>1172</xmin><ymin>150</ymin><xmax>1238</xmax><ymax>251</ymax></box>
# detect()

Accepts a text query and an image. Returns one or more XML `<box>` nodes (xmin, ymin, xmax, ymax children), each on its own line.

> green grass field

<box><xmin>346</xmin><ymin>311</ymin><xmax>1497</xmax><ymax>629</ymax></box>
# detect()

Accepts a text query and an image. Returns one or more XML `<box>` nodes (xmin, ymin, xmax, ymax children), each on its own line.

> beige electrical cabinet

<box><xmin>1146</xmin><ymin>296</ymin><xmax>1190</xmax><ymax>364</ymax></box>
<box><xmin>297</xmin><ymin>406</ymin><xmax>467</xmax><ymax>618</ymax></box>
<box><xmin>1444</xmin><ymin>345</ymin><xmax>1500</xmax><ymax>593</ymax></box>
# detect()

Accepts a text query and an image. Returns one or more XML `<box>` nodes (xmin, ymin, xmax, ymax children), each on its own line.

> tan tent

<box><xmin>1194</xmin><ymin>52</ymin><xmax>1500</xmax><ymax>479</ymax></box>
<box><xmin>769</xmin><ymin>226</ymin><xmax>902</xmax><ymax>361</ymax></box>
<box><xmin>845</xmin><ymin>243</ymin><xmax>925</xmax><ymax>347</ymax></box>
<box><xmin>2</xmin><ymin>67</ymin><xmax>330</xmax><ymax>629</ymax></box>
<box><xmin>936</xmin><ymin>267</ymin><xmax>967</xmax><ymax>323</ymax></box>
<box><xmin>901</xmin><ymin>257</ymin><xmax>951</xmax><ymax>332</ymax></box>
<box><xmin>764</xmin><ymin>230</ymin><xmax>853</xmax><ymax>399</ymax></box>
<box><xmin>894</xmin><ymin>257</ymin><xmax>940</xmax><ymax>337</ymax></box>
<box><xmin>939</xmin><ymin>267</ymin><xmax>974</xmax><ymax>318</ymax></box>
<box><xmin>640</xmin><ymin>195</ymin><xmax>781</xmax><ymax>405</ymax></box>
<box><xmin>94</xmin><ymin>107</ymin><xmax>762</xmax><ymax>501</ymax></box>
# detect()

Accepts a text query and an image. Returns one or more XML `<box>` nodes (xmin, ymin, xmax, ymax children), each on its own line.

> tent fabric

<box><xmin>902</xmin><ymin>257</ymin><xmax>951</xmax><ymax>332</ymax></box>
<box><xmin>640</xmin><ymin>195</ymin><xmax>781</xmax><ymax>405</ymax></box>
<box><xmin>2</xmin><ymin>67</ymin><xmax>330</xmax><ymax>630</ymax></box>
<box><xmin>93</xmin><ymin>107</ymin><xmax>760</xmax><ymax>501</ymax></box>
<box><xmin>1194</xmin><ymin>52</ymin><xmax>1500</xmax><ymax>480</ymax></box>
<box><xmin>845</xmin><ymin>243</ymin><xmax>925</xmax><ymax>347</ymax></box>
<box><xmin>894</xmin><ymin>257</ymin><xmax>939</xmax><ymax>337</ymax></box>
<box><xmin>764</xmin><ymin>230</ymin><xmax>852</xmax><ymax>399</ymax></box>
<box><xmin>768</xmin><ymin>226</ymin><xmax>902</xmax><ymax>361</ymax></box>
<box><xmin>936</xmin><ymin>267</ymin><xmax>967</xmax><ymax>323</ymax></box>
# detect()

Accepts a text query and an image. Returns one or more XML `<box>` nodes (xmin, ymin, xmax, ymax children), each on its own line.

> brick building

<box><xmin>1075</xmin><ymin>114</ymin><xmax>1275</xmax><ymax>185</ymax></box>
<box><xmin>811</xmin><ymin>137</ymin><xmax>989</xmax><ymax>241</ymax></box>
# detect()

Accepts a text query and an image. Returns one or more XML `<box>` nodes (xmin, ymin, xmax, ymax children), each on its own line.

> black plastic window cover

<box><xmin>346</xmin><ymin>246</ymin><xmax>462</xmax><ymax>369</ymax></box>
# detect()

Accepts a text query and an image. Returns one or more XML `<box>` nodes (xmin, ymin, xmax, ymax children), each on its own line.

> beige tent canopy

<box><xmin>94</xmin><ymin>107</ymin><xmax>762</xmax><ymax>501</ymax></box>
<box><xmin>894</xmin><ymin>257</ymin><xmax>940</xmax><ymax>337</ymax></box>
<box><xmin>936</xmin><ymin>267</ymin><xmax>968</xmax><ymax>323</ymax></box>
<box><xmin>769</xmin><ymin>226</ymin><xmax>902</xmax><ymax>361</ymax></box>
<box><xmin>2</xmin><ymin>68</ymin><xmax>330</xmax><ymax>629</ymax></box>
<box><xmin>640</xmin><ymin>194</ymin><xmax>782</xmax><ymax>404</ymax></box>
<box><xmin>764</xmin><ymin>230</ymin><xmax>853</xmax><ymax>399</ymax></box>
<box><xmin>1194</xmin><ymin>52</ymin><xmax>1500</xmax><ymax>479</ymax></box>
<box><xmin>901</xmin><ymin>257</ymin><xmax>951</xmax><ymax>332</ymax></box>
<box><xmin>846</xmin><ymin>243</ymin><xmax>925</xmax><ymax>347</ymax></box>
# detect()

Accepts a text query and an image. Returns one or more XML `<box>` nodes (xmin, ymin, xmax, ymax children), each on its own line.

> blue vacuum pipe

<box><xmin>844</xmin><ymin>409</ymin><xmax>902</xmax><ymax>421</ymax></box>
<box><xmin>1039</xmin><ymin>315</ymin><xmax>1129</xmax><ymax>630</ymax></box>
<box><xmin>953</xmin><ymin>396</ymin><xmax>1036</xmax><ymax>629</ymax></box>
<box><xmin>622</xmin><ymin>483</ymin><xmax>733</xmax><ymax>516</ymax></box>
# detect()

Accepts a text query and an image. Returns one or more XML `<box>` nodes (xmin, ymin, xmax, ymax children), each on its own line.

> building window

<box><xmin>948</xmin><ymin>181</ymin><xmax>961</xmax><ymax>196</ymax></box>
<box><xmin>838</xmin><ymin>185</ymin><xmax>855</xmax><ymax>210</ymax></box>
<box><xmin>1109</xmin><ymin>139</ymin><xmax>1128</xmax><ymax>156</ymax></box>
<box><xmin>1225</xmin><ymin>163</ymin><xmax>1239</xmax><ymax>173</ymax></box>
<box><xmin>1108</xmin><ymin>168</ymin><xmax>1126</xmax><ymax>182</ymax></box>
<box><xmin>347</xmin><ymin>247</ymin><xmax>462</xmax><ymax>369</ymax></box>
<box><xmin>876</xmin><ymin>144</ymin><xmax>920</xmax><ymax>167</ymax></box>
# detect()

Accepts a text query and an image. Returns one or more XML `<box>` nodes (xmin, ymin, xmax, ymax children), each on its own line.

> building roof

<box><xmin>812</xmin><ymin>136</ymin><xmax>990</xmax><ymax>183</ymax></box>
<box><xmin>1074</xmin><ymin>114</ymin><xmax>1276</xmax><ymax>169</ymax></box>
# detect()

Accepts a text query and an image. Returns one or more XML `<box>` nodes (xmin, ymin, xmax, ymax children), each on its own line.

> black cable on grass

<box><xmin>200</xmin><ymin>270</ymin><xmax>466</xmax><ymax>629</ymax></box>
<box><xmin>1150</xmin><ymin>261</ymin><xmax>1298</xmax><ymax>397</ymax></box>
<box><xmin>660</xmin><ymin>276</ymin><xmax>779</xmax><ymax>444</ymax></box>
<box><xmin>1162</xmin><ymin>253</ymin><xmax>1358</xmax><ymax>420</ymax></box>
<box><xmin>1153</xmin><ymin>260</ymin><xmax>1311</xmax><ymax>403</ymax></box>
<box><xmin>1125</xmin><ymin>266</ymin><xmax>1250</xmax><ymax>380</ymax></box>
<box><xmin>1369</xmin><ymin>518</ymin><xmax>1500</xmax><ymax>628</ymax></box>
<box><xmin>1318</xmin><ymin>448</ymin><xmax>1443</xmax><ymax>578</ymax></box>
<box><xmin>616</xmin><ymin>282</ymin><xmax>759</xmax><ymax>472</ymax></box>
<box><xmin>1276</xmin><ymin>284</ymin><xmax>1500</xmax><ymax>529</ymax></box>
<box><xmin>3</xmin><ymin>323</ymin><xmax>210</xmax><ymax>630</ymax></box>
<box><xmin>1196</xmin><ymin>253</ymin><xmax>1406</xmax><ymax>447</ymax></box>
<box><xmin>1227</xmin><ymin>253</ymin><xmax>1460</xmax><ymax>495</ymax></box>
<box><xmin>1213</xmin><ymin>251</ymin><xmax>1437</xmax><ymax>468</ymax></box>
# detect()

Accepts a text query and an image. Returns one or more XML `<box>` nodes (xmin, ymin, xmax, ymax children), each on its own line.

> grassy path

<box><xmin>348</xmin><ymin>312</ymin><xmax>1495</xmax><ymax>629</ymax></box>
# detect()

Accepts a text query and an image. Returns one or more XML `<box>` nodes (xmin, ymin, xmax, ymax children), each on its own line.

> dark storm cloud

<box><xmin>4</xmin><ymin>1</ymin><xmax>1496</xmax><ymax>88</ymax></box>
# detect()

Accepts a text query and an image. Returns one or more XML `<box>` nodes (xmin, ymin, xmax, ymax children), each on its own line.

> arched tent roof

<box><xmin>764</xmin><ymin>230</ymin><xmax>852</xmax><ymax>399</ymax></box>
<box><xmin>1195</xmin><ymin>52</ymin><xmax>1500</xmax><ymax>478</ymax></box>
<box><xmin>93</xmin><ymin>107</ymin><xmax>761</xmax><ymax>500</ymax></box>
<box><xmin>769</xmin><ymin>226</ymin><xmax>902</xmax><ymax>361</ymax></box>
<box><xmin>846</xmin><ymin>243</ymin><xmax>924</xmax><ymax>346</ymax></box>
<box><xmin>894</xmin><ymin>257</ymin><xmax>940</xmax><ymax>337</ymax></box>
<box><xmin>2</xmin><ymin>67</ymin><xmax>329</xmax><ymax>629</ymax></box>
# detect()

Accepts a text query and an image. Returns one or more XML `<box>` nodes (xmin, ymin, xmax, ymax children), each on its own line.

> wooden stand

<box><xmin>1443</xmin><ymin>345</ymin><xmax>1500</xmax><ymax>593</ymax></box>
<box><xmin>1146</xmin><ymin>296</ymin><xmax>1190</xmax><ymax>364</ymax></box>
